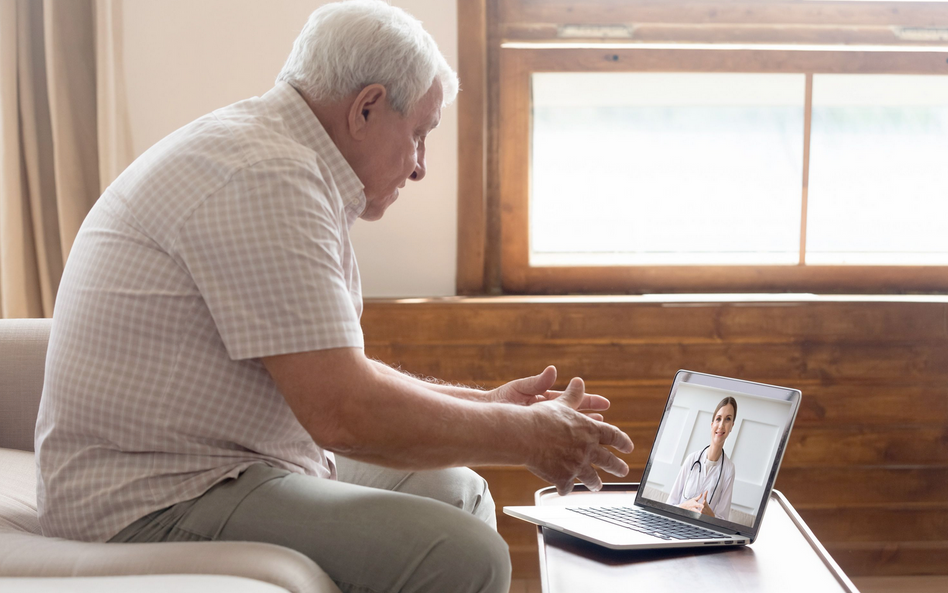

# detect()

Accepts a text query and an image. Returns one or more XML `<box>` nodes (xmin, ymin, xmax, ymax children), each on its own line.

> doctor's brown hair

<box><xmin>713</xmin><ymin>397</ymin><xmax>738</xmax><ymax>421</ymax></box>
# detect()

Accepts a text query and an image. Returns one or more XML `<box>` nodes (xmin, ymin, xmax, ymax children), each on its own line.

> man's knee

<box><xmin>449</xmin><ymin>467</ymin><xmax>496</xmax><ymax>527</ymax></box>
<box><xmin>396</xmin><ymin>466</ymin><xmax>497</xmax><ymax>529</ymax></box>
<box><xmin>425</xmin><ymin>507</ymin><xmax>511</xmax><ymax>593</ymax></box>
<box><xmin>461</xmin><ymin>521</ymin><xmax>511</xmax><ymax>593</ymax></box>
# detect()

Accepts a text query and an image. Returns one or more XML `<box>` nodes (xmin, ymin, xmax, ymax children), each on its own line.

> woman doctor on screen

<box><xmin>666</xmin><ymin>397</ymin><xmax>738</xmax><ymax>520</ymax></box>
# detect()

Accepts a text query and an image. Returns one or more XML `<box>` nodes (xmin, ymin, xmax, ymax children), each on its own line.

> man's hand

<box><xmin>523</xmin><ymin>376</ymin><xmax>633</xmax><ymax>496</ymax></box>
<box><xmin>489</xmin><ymin>366</ymin><xmax>611</xmax><ymax>421</ymax></box>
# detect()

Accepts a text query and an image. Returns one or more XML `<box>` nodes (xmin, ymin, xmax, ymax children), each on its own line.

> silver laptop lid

<box><xmin>635</xmin><ymin>370</ymin><xmax>801</xmax><ymax>542</ymax></box>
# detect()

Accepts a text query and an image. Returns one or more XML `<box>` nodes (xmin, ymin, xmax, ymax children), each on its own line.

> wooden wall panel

<box><xmin>363</xmin><ymin>301</ymin><xmax>948</xmax><ymax>344</ymax></box>
<box><xmin>367</xmin><ymin>341</ymin><xmax>948</xmax><ymax>387</ymax></box>
<box><xmin>361</xmin><ymin>297</ymin><xmax>948</xmax><ymax>578</ymax></box>
<box><xmin>456</xmin><ymin>0</ymin><xmax>488</xmax><ymax>293</ymax></box>
<box><xmin>595</xmin><ymin>381</ymin><xmax>948</xmax><ymax>426</ymax></box>
<box><xmin>473</xmin><ymin>466</ymin><xmax>948</xmax><ymax>507</ymax></box>
<box><xmin>501</xmin><ymin>0</ymin><xmax>948</xmax><ymax>28</ymax></box>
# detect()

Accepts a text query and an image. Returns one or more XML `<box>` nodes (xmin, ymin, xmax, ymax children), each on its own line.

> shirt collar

<box><xmin>262</xmin><ymin>82</ymin><xmax>367</xmax><ymax>224</ymax></box>
<box><xmin>702</xmin><ymin>448</ymin><xmax>722</xmax><ymax>466</ymax></box>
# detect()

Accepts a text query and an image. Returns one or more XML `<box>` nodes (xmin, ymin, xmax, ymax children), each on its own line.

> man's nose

<box><xmin>410</xmin><ymin>156</ymin><xmax>426</xmax><ymax>181</ymax></box>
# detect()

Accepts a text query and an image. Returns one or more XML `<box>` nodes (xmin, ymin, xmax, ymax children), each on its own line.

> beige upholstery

<box><xmin>0</xmin><ymin>449</ymin><xmax>40</xmax><ymax>534</ymax></box>
<box><xmin>0</xmin><ymin>575</ymin><xmax>294</xmax><ymax>592</ymax></box>
<box><xmin>0</xmin><ymin>319</ymin><xmax>49</xmax><ymax>452</ymax></box>
<box><xmin>0</xmin><ymin>318</ymin><xmax>341</xmax><ymax>593</ymax></box>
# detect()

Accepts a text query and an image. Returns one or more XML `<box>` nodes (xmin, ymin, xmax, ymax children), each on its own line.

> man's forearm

<box><xmin>309</xmin><ymin>356</ymin><xmax>528</xmax><ymax>469</ymax></box>
<box><xmin>264</xmin><ymin>347</ymin><xmax>634</xmax><ymax>495</ymax></box>
<box><xmin>370</xmin><ymin>359</ymin><xmax>493</xmax><ymax>402</ymax></box>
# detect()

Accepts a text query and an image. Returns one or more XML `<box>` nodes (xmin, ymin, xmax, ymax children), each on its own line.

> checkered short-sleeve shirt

<box><xmin>34</xmin><ymin>82</ymin><xmax>367</xmax><ymax>542</ymax></box>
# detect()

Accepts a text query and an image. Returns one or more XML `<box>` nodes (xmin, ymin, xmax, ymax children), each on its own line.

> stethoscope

<box><xmin>685</xmin><ymin>445</ymin><xmax>723</xmax><ymax>505</ymax></box>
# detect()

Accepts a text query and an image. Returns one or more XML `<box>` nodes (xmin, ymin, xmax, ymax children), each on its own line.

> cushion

<box><xmin>0</xmin><ymin>575</ymin><xmax>291</xmax><ymax>593</ymax></box>
<box><xmin>0</xmin><ymin>448</ymin><xmax>39</xmax><ymax>534</ymax></box>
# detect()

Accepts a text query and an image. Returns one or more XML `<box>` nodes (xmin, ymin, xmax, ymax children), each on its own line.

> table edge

<box><xmin>533</xmin><ymin>483</ymin><xmax>859</xmax><ymax>593</ymax></box>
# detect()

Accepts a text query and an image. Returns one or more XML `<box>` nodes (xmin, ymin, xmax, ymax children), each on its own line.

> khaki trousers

<box><xmin>109</xmin><ymin>458</ymin><xmax>510</xmax><ymax>593</ymax></box>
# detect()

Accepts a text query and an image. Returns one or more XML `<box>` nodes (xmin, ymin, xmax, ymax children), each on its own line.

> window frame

<box><xmin>457</xmin><ymin>0</ymin><xmax>948</xmax><ymax>294</ymax></box>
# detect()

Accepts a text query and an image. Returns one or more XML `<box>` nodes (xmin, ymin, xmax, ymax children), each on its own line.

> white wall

<box><xmin>121</xmin><ymin>0</ymin><xmax>458</xmax><ymax>297</ymax></box>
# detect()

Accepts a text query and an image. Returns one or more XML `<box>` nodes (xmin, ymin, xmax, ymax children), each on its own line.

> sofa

<box><xmin>0</xmin><ymin>318</ymin><xmax>341</xmax><ymax>593</ymax></box>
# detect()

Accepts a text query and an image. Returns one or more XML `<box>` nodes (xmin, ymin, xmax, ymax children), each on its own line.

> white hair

<box><xmin>277</xmin><ymin>0</ymin><xmax>458</xmax><ymax>115</ymax></box>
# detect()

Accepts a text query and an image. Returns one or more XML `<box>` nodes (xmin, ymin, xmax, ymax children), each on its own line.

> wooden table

<box><xmin>534</xmin><ymin>484</ymin><xmax>859</xmax><ymax>593</ymax></box>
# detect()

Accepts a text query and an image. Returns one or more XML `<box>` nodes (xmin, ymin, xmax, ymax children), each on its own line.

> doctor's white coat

<box><xmin>666</xmin><ymin>448</ymin><xmax>736</xmax><ymax>520</ymax></box>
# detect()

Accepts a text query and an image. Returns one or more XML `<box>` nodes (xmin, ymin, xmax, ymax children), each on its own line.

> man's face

<box><xmin>357</xmin><ymin>81</ymin><xmax>443</xmax><ymax>221</ymax></box>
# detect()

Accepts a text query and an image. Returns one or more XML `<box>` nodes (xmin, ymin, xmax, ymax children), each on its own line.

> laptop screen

<box><xmin>635</xmin><ymin>371</ymin><xmax>801</xmax><ymax>536</ymax></box>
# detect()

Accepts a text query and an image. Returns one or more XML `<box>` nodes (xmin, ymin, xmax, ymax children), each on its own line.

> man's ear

<box><xmin>347</xmin><ymin>84</ymin><xmax>387</xmax><ymax>141</ymax></box>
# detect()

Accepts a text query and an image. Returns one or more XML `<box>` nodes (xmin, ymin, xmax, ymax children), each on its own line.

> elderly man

<box><xmin>35</xmin><ymin>2</ymin><xmax>633</xmax><ymax>592</ymax></box>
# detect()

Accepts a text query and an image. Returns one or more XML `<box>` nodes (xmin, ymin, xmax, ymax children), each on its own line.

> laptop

<box><xmin>504</xmin><ymin>370</ymin><xmax>801</xmax><ymax>550</ymax></box>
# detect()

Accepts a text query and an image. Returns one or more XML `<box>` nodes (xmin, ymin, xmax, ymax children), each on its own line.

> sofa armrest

<box><xmin>0</xmin><ymin>574</ymin><xmax>295</xmax><ymax>593</ymax></box>
<box><xmin>0</xmin><ymin>318</ymin><xmax>51</xmax><ymax>452</ymax></box>
<box><xmin>0</xmin><ymin>532</ymin><xmax>341</xmax><ymax>593</ymax></box>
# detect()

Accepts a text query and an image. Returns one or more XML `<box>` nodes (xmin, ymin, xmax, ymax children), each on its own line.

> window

<box><xmin>456</xmin><ymin>0</ymin><xmax>948</xmax><ymax>294</ymax></box>
<box><xmin>807</xmin><ymin>75</ymin><xmax>948</xmax><ymax>265</ymax></box>
<box><xmin>531</xmin><ymin>72</ymin><xmax>806</xmax><ymax>267</ymax></box>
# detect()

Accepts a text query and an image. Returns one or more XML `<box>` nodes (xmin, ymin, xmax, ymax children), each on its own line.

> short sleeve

<box><xmin>175</xmin><ymin>158</ymin><xmax>363</xmax><ymax>360</ymax></box>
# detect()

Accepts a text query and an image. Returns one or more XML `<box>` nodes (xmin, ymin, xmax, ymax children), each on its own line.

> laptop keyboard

<box><xmin>566</xmin><ymin>506</ymin><xmax>732</xmax><ymax>541</ymax></box>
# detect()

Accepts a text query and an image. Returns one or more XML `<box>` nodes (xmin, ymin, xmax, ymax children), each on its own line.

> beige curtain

<box><xmin>0</xmin><ymin>0</ymin><xmax>131</xmax><ymax>319</ymax></box>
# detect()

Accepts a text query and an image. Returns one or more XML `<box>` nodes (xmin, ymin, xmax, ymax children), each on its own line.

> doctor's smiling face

<box><xmin>710</xmin><ymin>402</ymin><xmax>736</xmax><ymax>448</ymax></box>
